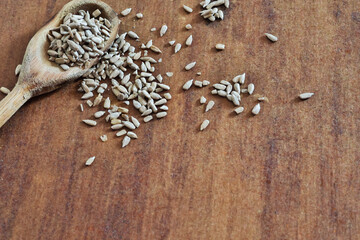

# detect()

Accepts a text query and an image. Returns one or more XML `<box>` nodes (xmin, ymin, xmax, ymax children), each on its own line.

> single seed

<box><xmin>136</xmin><ymin>13</ymin><xmax>143</xmax><ymax>19</ymax></box>
<box><xmin>183</xmin><ymin>79</ymin><xmax>193</xmax><ymax>90</ymax></box>
<box><xmin>175</xmin><ymin>43</ymin><xmax>182</xmax><ymax>53</ymax></box>
<box><xmin>116</xmin><ymin>129</ymin><xmax>127</xmax><ymax>137</ymax></box>
<box><xmin>150</xmin><ymin>45</ymin><xmax>162</xmax><ymax>53</ymax></box>
<box><xmin>166</xmin><ymin>72</ymin><xmax>173</xmax><ymax>77</ymax></box>
<box><xmin>104</xmin><ymin>97</ymin><xmax>111</xmax><ymax>109</ymax></box>
<box><xmin>200</xmin><ymin>96</ymin><xmax>207</xmax><ymax>104</ymax></box>
<box><xmin>143</xmin><ymin>115</ymin><xmax>153</xmax><ymax>122</ymax></box>
<box><xmin>197</xmin><ymin>72</ymin><xmax>202</xmax><ymax>76</ymax></box>
<box><xmin>81</xmin><ymin>92</ymin><xmax>93</xmax><ymax>100</ymax></box>
<box><xmin>85</xmin><ymin>156</ymin><xmax>95</xmax><ymax>166</ymax></box>
<box><xmin>94</xmin><ymin>111</ymin><xmax>106</xmax><ymax>118</ymax></box>
<box><xmin>164</xmin><ymin>93</ymin><xmax>172</xmax><ymax>100</ymax></box>
<box><xmin>151</xmin><ymin>27</ymin><xmax>157</xmax><ymax>32</ymax></box>
<box><xmin>211</xmin><ymin>89</ymin><xmax>218</xmax><ymax>95</ymax></box>
<box><xmin>215</xmin><ymin>43</ymin><xmax>225</xmax><ymax>50</ymax></box>
<box><xmin>80</xmin><ymin>104</ymin><xmax>84</xmax><ymax>112</ymax></box>
<box><xmin>92</xmin><ymin>9</ymin><xmax>101</xmax><ymax>17</ymax></box>
<box><xmin>128</xmin><ymin>31</ymin><xmax>139</xmax><ymax>39</ymax></box>
<box><xmin>127</xmin><ymin>131</ymin><xmax>138</xmax><ymax>139</ymax></box>
<box><xmin>200</xmin><ymin>119</ymin><xmax>210</xmax><ymax>131</ymax></box>
<box><xmin>265</xmin><ymin>33</ymin><xmax>278</xmax><ymax>42</ymax></box>
<box><xmin>131</xmin><ymin>116</ymin><xmax>140</xmax><ymax>128</ymax></box>
<box><xmin>15</xmin><ymin>64</ymin><xmax>22</xmax><ymax>76</ymax></box>
<box><xmin>185</xmin><ymin>24</ymin><xmax>192</xmax><ymax>30</ymax></box>
<box><xmin>100</xmin><ymin>135</ymin><xmax>108</xmax><ymax>142</ymax></box>
<box><xmin>183</xmin><ymin>5</ymin><xmax>193</xmax><ymax>13</ymax></box>
<box><xmin>185</xmin><ymin>61</ymin><xmax>196</xmax><ymax>70</ymax></box>
<box><xmin>169</xmin><ymin>40</ymin><xmax>175</xmax><ymax>46</ymax></box>
<box><xmin>205</xmin><ymin>100</ymin><xmax>215</xmax><ymax>112</ymax></box>
<box><xmin>122</xmin><ymin>136</ymin><xmax>131</xmax><ymax>147</ymax></box>
<box><xmin>203</xmin><ymin>80</ymin><xmax>210</xmax><ymax>86</ymax></box>
<box><xmin>86</xmin><ymin>100</ymin><xmax>93</xmax><ymax>107</ymax></box>
<box><xmin>121</xmin><ymin>8</ymin><xmax>132</xmax><ymax>16</ymax></box>
<box><xmin>0</xmin><ymin>87</ymin><xmax>10</xmax><ymax>95</ymax></box>
<box><xmin>93</xmin><ymin>94</ymin><xmax>103</xmax><ymax>106</ymax></box>
<box><xmin>194</xmin><ymin>80</ymin><xmax>203</xmax><ymax>87</ymax></box>
<box><xmin>234</xmin><ymin>107</ymin><xmax>244</xmax><ymax>114</ymax></box>
<box><xmin>239</xmin><ymin>73</ymin><xmax>246</xmax><ymax>84</ymax></box>
<box><xmin>299</xmin><ymin>92</ymin><xmax>314</xmax><ymax>100</ymax></box>
<box><xmin>252</xmin><ymin>103</ymin><xmax>261</xmax><ymax>115</ymax></box>
<box><xmin>156</xmin><ymin>112</ymin><xmax>167</xmax><ymax>118</ymax></box>
<box><xmin>213</xmin><ymin>83</ymin><xmax>226</xmax><ymax>90</ymax></box>
<box><xmin>160</xmin><ymin>25</ymin><xmax>168</xmax><ymax>37</ymax></box>
<box><xmin>248</xmin><ymin>83</ymin><xmax>255</xmax><ymax>95</ymax></box>
<box><xmin>83</xmin><ymin>119</ymin><xmax>97</xmax><ymax>126</ymax></box>
<box><xmin>186</xmin><ymin>35</ymin><xmax>193</xmax><ymax>46</ymax></box>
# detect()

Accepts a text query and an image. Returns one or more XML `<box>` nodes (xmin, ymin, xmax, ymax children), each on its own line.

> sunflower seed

<box><xmin>92</xmin><ymin>9</ymin><xmax>101</xmax><ymax>17</ymax></box>
<box><xmin>185</xmin><ymin>24</ymin><xmax>192</xmax><ymax>30</ymax></box>
<box><xmin>155</xmin><ymin>99</ymin><xmax>167</xmax><ymax>106</ymax></box>
<box><xmin>239</xmin><ymin>73</ymin><xmax>246</xmax><ymax>84</ymax></box>
<box><xmin>205</xmin><ymin>100</ymin><xmax>215</xmax><ymax>112</ymax></box>
<box><xmin>252</xmin><ymin>103</ymin><xmax>261</xmax><ymax>115</ymax></box>
<box><xmin>183</xmin><ymin>79</ymin><xmax>193</xmax><ymax>90</ymax></box>
<box><xmin>85</xmin><ymin>156</ymin><xmax>95</xmax><ymax>166</ymax></box>
<box><xmin>60</xmin><ymin>64</ymin><xmax>70</xmax><ymax>71</ymax></box>
<box><xmin>15</xmin><ymin>64</ymin><xmax>22</xmax><ymax>76</ymax></box>
<box><xmin>104</xmin><ymin>97</ymin><xmax>111</xmax><ymax>109</ymax></box>
<box><xmin>169</xmin><ymin>40</ymin><xmax>176</xmax><ymax>46</ymax></box>
<box><xmin>183</xmin><ymin>5</ymin><xmax>193</xmax><ymax>13</ymax></box>
<box><xmin>86</xmin><ymin>100</ymin><xmax>93</xmax><ymax>107</ymax></box>
<box><xmin>234</xmin><ymin>107</ymin><xmax>244</xmax><ymax>114</ymax></box>
<box><xmin>143</xmin><ymin>115</ymin><xmax>153</xmax><ymax>122</ymax></box>
<box><xmin>203</xmin><ymin>80</ymin><xmax>210</xmax><ymax>86</ymax></box>
<box><xmin>200</xmin><ymin>96</ymin><xmax>207</xmax><ymax>104</ymax></box>
<box><xmin>211</xmin><ymin>89</ymin><xmax>218</xmax><ymax>95</ymax></box>
<box><xmin>160</xmin><ymin>25</ymin><xmax>168</xmax><ymax>37</ymax></box>
<box><xmin>94</xmin><ymin>111</ymin><xmax>106</xmax><ymax>118</ymax></box>
<box><xmin>128</xmin><ymin>31</ymin><xmax>139</xmax><ymax>39</ymax></box>
<box><xmin>213</xmin><ymin>83</ymin><xmax>226</xmax><ymax>90</ymax></box>
<box><xmin>93</xmin><ymin>94</ymin><xmax>103</xmax><ymax>106</ymax></box>
<box><xmin>175</xmin><ymin>43</ymin><xmax>182</xmax><ymax>53</ymax></box>
<box><xmin>131</xmin><ymin>116</ymin><xmax>140</xmax><ymax>128</ymax></box>
<box><xmin>299</xmin><ymin>92</ymin><xmax>314</xmax><ymax>100</ymax></box>
<box><xmin>100</xmin><ymin>135</ymin><xmax>108</xmax><ymax>142</ymax></box>
<box><xmin>215</xmin><ymin>43</ymin><xmax>225</xmax><ymax>50</ymax></box>
<box><xmin>156</xmin><ymin>112</ymin><xmax>167</xmax><ymax>118</ymax></box>
<box><xmin>116</xmin><ymin>129</ymin><xmax>127</xmax><ymax>137</ymax></box>
<box><xmin>194</xmin><ymin>80</ymin><xmax>203</xmax><ymax>87</ymax></box>
<box><xmin>186</xmin><ymin>35</ymin><xmax>193</xmax><ymax>46</ymax></box>
<box><xmin>121</xmin><ymin>8</ymin><xmax>132</xmax><ymax>16</ymax></box>
<box><xmin>150</xmin><ymin>45</ymin><xmax>162</xmax><ymax>53</ymax></box>
<box><xmin>265</xmin><ymin>33</ymin><xmax>278</xmax><ymax>42</ymax></box>
<box><xmin>136</xmin><ymin>13</ymin><xmax>143</xmax><ymax>19</ymax></box>
<box><xmin>122</xmin><ymin>136</ymin><xmax>131</xmax><ymax>147</ymax></box>
<box><xmin>112</xmin><ymin>124</ymin><xmax>124</xmax><ymax>130</ymax></box>
<box><xmin>0</xmin><ymin>87</ymin><xmax>10</xmax><ymax>95</ymax></box>
<box><xmin>164</xmin><ymin>93</ymin><xmax>172</xmax><ymax>100</ymax></box>
<box><xmin>80</xmin><ymin>104</ymin><xmax>84</xmax><ymax>112</ymax></box>
<box><xmin>151</xmin><ymin>27</ymin><xmax>157</xmax><ymax>32</ymax></box>
<box><xmin>200</xmin><ymin>119</ymin><xmax>210</xmax><ymax>131</ymax></box>
<box><xmin>248</xmin><ymin>83</ymin><xmax>255</xmax><ymax>95</ymax></box>
<box><xmin>127</xmin><ymin>131</ymin><xmax>138</xmax><ymax>139</ymax></box>
<box><xmin>83</xmin><ymin>119</ymin><xmax>97</xmax><ymax>126</ymax></box>
<box><xmin>185</xmin><ymin>61</ymin><xmax>196</xmax><ymax>70</ymax></box>
<box><xmin>166</xmin><ymin>72</ymin><xmax>173</xmax><ymax>77</ymax></box>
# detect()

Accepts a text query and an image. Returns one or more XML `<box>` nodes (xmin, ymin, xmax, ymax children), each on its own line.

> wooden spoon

<box><xmin>0</xmin><ymin>0</ymin><xmax>119</xmax><ymax>128</ymax></box>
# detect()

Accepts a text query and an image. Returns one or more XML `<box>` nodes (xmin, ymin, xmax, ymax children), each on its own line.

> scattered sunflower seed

<box><xmin>186</xmin><ymin>35</ymin><xmax>193</xmax><ymax>46</ymax></box>
<box><xmin>265</xmin><ymin>33</ymin><xmax>278</xmax><ymax>42</ymax></box>
<box><xmin>94</xmin><ymin>111</ymin><xmax>106</xmax><ymax>118</ymax></box>
<box><xmin>85</xmin><ymin>156</ymin><xmax>95</xmax><ymax>166</ymax></box>
<box><xmin>203</xmin><ymin>80</ymin><xmax>210</xmax><ymax>86</ymax></box>
<box><xmin>200</xmin><ymin>96</ymin><xmax>207</xmax><ymax>104</ymax></box>
<box><xmin>205</xmin><ymin>100</ymin><xmax>215</xmax><ymax>112</ymax></box>
<box><xmin>121</xmin><ymin>8</ymin><xmax>132</xmax><ymax>16</ymax></box>
<box><xmin>200</xmin><ymin>119</ymin><xmax>210</xmax><ymax>131</ymax></box>
<box><xmin>116</xmin><ymin>129</ymin><xmax>127</xmax><ymax>137</ymax></box>
<box><xmin>166</xmin><ymin>72</ymin><xmax>173</xmax><ymax>77</ymax></box>
<box><xmin>183</xmin><ymin>79</ymin><xmax>194</xmax><ymax>90</ymax></box>
<box><xmin>156</xmin><ymin>112</ymin><xmax>167</xmax><ymax>119</ymax></box>
<box><xmin>100</xmin><ymin>135</ymin><xmax>108</xmax><ymax>142</ymax></box>
<box><xmin>185</xmin><ymin>61</ymin><xmax>196</xmax><ymax>70</ymax></box>
<box><xmin>143</xmin><ymin>115</ymin><xmax>153</xmax><ymax>122</ymax></box>
<box><xmin>128</xmin><ymin>31</ymin><xmax>139</xmax><ymax>39</ymax></box>
<box><xmin>80</xmin><ymin>104</ymin><xmax>84</xmax><ymax>112</ymax></box>
<box><xmin>175</xmin><ymin>43</ymin><xmax>182</xmax><ymax>53</ymax></box>
<box><xmin>83</xmin><ymin>119</ymin><xmax>97</xmax><ymax>126</ymax></box>
<box><xmin>299</xmin><ymin>92</ymin><xmax>314</xmax><ymax>100</ymax></box>
<box><xmin>136</xmin><ymin>13</ymin><xmax>143</xmax><ymax>19</ymax></box>
<box><xmin>215</xmin><ymin>43</ymin><xmax>225</xmax><ymax>50</ymax></box>
<box><xmin>127</xmin><ymin>131</ymin><xmax>138</xmax><ymax>139</ymax></box>
<box><xmin>160</xmin><ymin>25</ymin><xmax>168</xmax><ymax>37</ymax></box>
<box><xmin>185</xmin><ymin>24</ymin><xmax>192</xmax><ymax>30</ymax></box>
<box><xmin>169</xmin><ymin>40</ymin><xmax>176</xmax><ymax>46</ymax></box>
<box><xmin>151</xmin><ymin>27</ymin><xmax>157</xmax><ymax>32</ymax></box>
<box><xmin>122</xmin><ymin>136</ymin><xmax>131</xmax><ymax>147</ymax></box>
<box><xmin>183</xmin><ymin>5</ymin><xmax>193</xmax><ymax>13</ymax></box>
<box><xmin>164</xmin><ymin>93</ymin><xmax>172</xmax><ymax>100</ymax></box>
<box><xmin>234</xmin><ymin>107</ymin><xmax>244</xmax><ymax>114</ymax></box>
<box><xmin>0</xmin><ymin>87</ymin><xmax>10</xmax><ymax>95</ymax></box>
<box><xmin>248</xmin><ymin>83</ymin><xmax>255</xmax><ymax>95</ymax></box>
<box><xmin>252</xmin><ymin>103</ymin><xmax>261</xmax><ymax>115</ymax></box>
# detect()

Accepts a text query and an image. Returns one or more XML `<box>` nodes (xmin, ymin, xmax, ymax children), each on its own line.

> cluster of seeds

<box><xmin>200</xmin><ymin>0</ymin><xmax>230</xmax><ymax>21</ymax></box>
<box><xmin>47</xmin><ymin>9</ymin><xmax>112</xmax><ymax>71</ymax></box>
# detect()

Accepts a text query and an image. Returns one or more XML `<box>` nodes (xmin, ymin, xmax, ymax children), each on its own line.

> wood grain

<box><xmin>1</xmin><ymin>0</ymin><xmax>360</xmax><ymax>239</ymax></box>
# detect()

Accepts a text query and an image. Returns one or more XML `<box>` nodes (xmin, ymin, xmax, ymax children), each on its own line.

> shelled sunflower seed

<box><xmin>251</xmin><ymin>103</ymin><xmax>261</xmax><ymax>115</ymax></box>
<box><xmin>200</xmin><ymin>119</ymin><xmax>210</xmax><ymax>131</ymax></box>
<box><xmin>136</xmin><ymin>13</ymin><xmax>143</xmax><ymax>19</ymax></box>
<box><xmin>160</xmin><ymin>25</ymin><xmax>168</xmax><ymax>37</ymax></box>
<box><xmin>47</xmin><ymin>9</ymin><xmax>112</xmax><ymax>71</ymax></box>
<box><xmin>205</xmin><ymin>100</ymin><xmax>215</xmax><ymax>112</ymax></box>
<box><xmin>100</xmin><ymin>135</ymin><xmax>108</xmax><ymax>142</ymax></box>
<box><xmin>200</xmin><ymin>0</ymin><xmax>229</xmax><ymax>21</ymax></box>
<box><xmin>265</xmin><ymin>33</ymin><xmax>278</xmax><ymax>42</ymax></box>
<box><xmin>175</xmin><ymin>43</ymin><xmax>182</xmax><ymax>53</ymax></box>
<box><xmin>185</xmin><ymin>61</ymin><xmax>196</xmax><ymax>70</ymax></box>
<box><xmin>215</xmin><ymin>43</ymin><xmax>225</xmax><ymax>50</ymax></box>
<box><xmin>299</xmin><ymin>92</ymin><xmax>314</xmax><ymax>100</ymax></box>
<box><xmin>183</xmin><ymin>5</ymin><xmax>193</xmax><ymax>13</ymax></box>
<box><xmin>85</xmin><ymin>156</ymin><xmax>95</xmax><ymax>166</ymax></box>
<box><xmin>200</xmin><ymin>96</ymin><xmax>207</xmax><ymax>104</ymax></box>
<box><xmin>183</xmin><ymin>79</ymin><xmax>193</xmax><ymax>90</ymax></box>
<box><xmin>121</xmin><ymin>8</ymin><xmax>132</xmax><ymax>16</ymax></box>
<box><xmin>185</xmin><ymin>24</ymin><xmax>192</xmax><ymax>30</ymax></box>
<box><xmin>186</xmin><ymin>35</ymin><xmax>193</xmax><ymax>46</ymax></box>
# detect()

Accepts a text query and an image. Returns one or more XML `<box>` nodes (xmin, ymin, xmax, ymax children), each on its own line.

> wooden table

<box><xmin>1</xmin><ymin>0</ymin><xmax>360</xmax><ymax>239</ymax></box>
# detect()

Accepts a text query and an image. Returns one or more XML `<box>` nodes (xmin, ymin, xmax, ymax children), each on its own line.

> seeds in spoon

<box><xmin>299</xmin><ymin>92</ymin><xmax>314</xmax><ymax>100</ymax></box>
<box><xmin>0</xmin><ymin>87</ymin><xmax>10</xmax><ymax>95</ymax></box>
<box><xmin>200</xmin><ymin>119</ymin><xmax>210</xmax><ymax>131</ymax></box>
<box><xmin>265</xmin><ymin>33</ymin><xmax>278</xmax><ymax>42</ymax></box>
<box><xmin>85</xmin><ymin>156</ymin><xmax>95</xmax><ymax>166</ymax></box>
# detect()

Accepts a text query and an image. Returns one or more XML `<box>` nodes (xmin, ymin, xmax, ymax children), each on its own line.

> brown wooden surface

<box><xmin>1</xmin><ymin>0</ymin><xmax>360</xmax><ymax>239</ymax></box>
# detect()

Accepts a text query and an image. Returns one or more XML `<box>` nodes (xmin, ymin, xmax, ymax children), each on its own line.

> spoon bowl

<box><xmin>0</xmin><ymin>0</ymin><xmax>120</xmax><ymax>128</ymax></box>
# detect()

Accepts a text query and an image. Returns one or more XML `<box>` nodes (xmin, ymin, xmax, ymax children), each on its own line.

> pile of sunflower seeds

<box><xmin>200</xmin><ymin>0</ymin><xmax>230</xmax><ymax>21</ymax></box>
<box><xmin>78</xmin><ymin>28</ymin><xmax>170</xmax><ymax>148</ymax></box>
<box><xmin>47</xmin><ymin>9</ymin><xmax>112</xmax><ymax>71</ymax></box>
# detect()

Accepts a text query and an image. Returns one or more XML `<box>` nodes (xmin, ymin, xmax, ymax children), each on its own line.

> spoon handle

<box><xmin>0</xmin><ymin>84</ymin><xmax>31</xmax><ymax>128</ymax></box>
